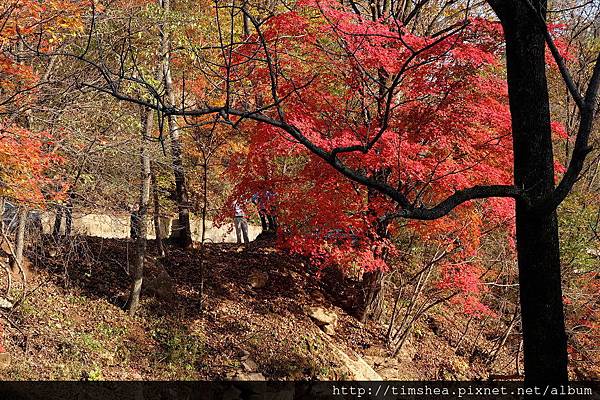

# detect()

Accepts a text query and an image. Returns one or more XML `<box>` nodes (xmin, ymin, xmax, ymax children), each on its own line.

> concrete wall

<box><xmin>41</xmin><ymin>212</ymin><xmax>261</xmax><ymax>243</ymax></box>
<box><xmin>171</xmin><ymin>217</ymin><xmax>262</xmax><ymax>243</ymax></box>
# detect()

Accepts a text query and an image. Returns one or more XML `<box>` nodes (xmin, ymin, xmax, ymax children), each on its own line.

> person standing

<box><xmin>252</xmin><ymin>190</ymin><xmax>278</xmax><ymax>233</ymax></box>
<box><xmin>251</xmin><ymin>193</ymin><xmax>268</xmax><ymax>232</ymax></box>
<box><xmin>233</xmin><ymin>200</ymin><xmax>249</xmax><ymax>244</ymax></box>
<box><xmin>264</xmin><ymin>190</ymin><xmax>278</xmax><ymax>232</ymax></box>
<box><xmin>130</xmin><ymin>203</ymin><xmax>140</xmax><ymax>240</ymax></box>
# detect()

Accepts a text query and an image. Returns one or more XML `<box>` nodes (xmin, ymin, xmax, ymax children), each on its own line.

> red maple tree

<box><xmin>218</xmin><ymin>1</ymin><xmax>570</xmax><ymax>315</ymax></box>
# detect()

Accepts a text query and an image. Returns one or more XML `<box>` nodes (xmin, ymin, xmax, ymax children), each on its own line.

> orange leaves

<box><xmin>0</xmin><ymin>125</ymin><xmax>64</xmax><ymax>204</ymax></box>
<box><xmin>0</xmin><ymin>0</ymin><xmax>84</xmax><ymax>206</ymax></box>
<box><xmin>1</xmin><ymin>0</ymin><xmax>85</xmax><ymax>45</ymax></box>
<box><xmin>1</xmin><ymin>0</ymin><xmax>86</xmax><ymax>92</ymax></box>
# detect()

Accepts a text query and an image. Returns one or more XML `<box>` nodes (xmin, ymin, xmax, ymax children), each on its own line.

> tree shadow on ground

<box><xmin>29</xmin><ymin>235</ymin><xmax>331</xmax><ymax>321</ymax></box>
<box><xmin>23</xmin><ymin>234</ymin><xmax>385</xmax><ymax>379</ymax></box>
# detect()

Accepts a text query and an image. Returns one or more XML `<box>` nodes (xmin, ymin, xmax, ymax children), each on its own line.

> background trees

<box><xmin>0</xmin><ymin>0</ymin><xmax>88</xmax><ymax>297</ymax></box>
<box><xmin>0</xmin><ymin>0</ymin><xmax>598</xmax><ymax>382</ymax></box>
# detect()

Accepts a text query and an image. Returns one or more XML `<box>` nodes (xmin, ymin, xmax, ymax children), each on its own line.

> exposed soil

<box><xmin>0</xmin><ymin>236</ymin><xmax>550</xmax><ymax>380</ymax></box>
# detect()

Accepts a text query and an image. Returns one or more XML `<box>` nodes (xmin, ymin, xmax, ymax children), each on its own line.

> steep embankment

<box><xmin>0</xmin><ymin>237</ymin><xmax>506</xmax><ymax>380</ymax></box>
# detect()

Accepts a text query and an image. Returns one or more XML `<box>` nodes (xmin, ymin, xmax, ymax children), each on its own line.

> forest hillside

<box><xmin>0</xmin><ymin>236</ymin><xmax>552</xmax><ymax>381</ymax></box>
<box><xmin>0</xmin><ymin>0</ymin><xmax>598</xmax><ymax>389</ymax></box>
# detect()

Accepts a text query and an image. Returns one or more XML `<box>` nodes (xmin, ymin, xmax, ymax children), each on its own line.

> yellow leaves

<box><xmin>1</xmin><ymin>0</ymin><xmax>86</xmax><ymax>58</ymax></box>
<box><xmin>227</xmin><ymin>139</ymin><xmax>248</xmax><ymax>154</ymax></box>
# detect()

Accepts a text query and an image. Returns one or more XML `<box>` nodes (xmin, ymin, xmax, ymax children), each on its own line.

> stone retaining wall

<box><xmin>41</xmin><ymin>212</ymin><xmax>261</xmax><ymax>243</ymax></box>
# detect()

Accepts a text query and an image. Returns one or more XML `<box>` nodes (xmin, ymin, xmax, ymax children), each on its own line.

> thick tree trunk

<box><xmin>515</xmin><ymin>214</ymin><xmax>566</xmax><ymax>383</ymax></box>
<box><xmin>359</xmin><ymin>270</ymin><xmax>385</xmax><ymax>322</ymax></box>
<box><xmin>241</xmin><ymin>2</ymin><xmax>250</xmax><ymax>37</ymax></box>
<box><xmin>11</xmin><ymin>207</ymin><xmax>26</xmax><ymax>274</ymax></box>
<box><xmin>126</xmin><ymin>107</ymin><xmax>153</xmax><ymax>316</ymax></box>
<box><xmin>498</xmin><ymin>0</ymin><xmax>568</xmax><ymax>383</ymax></box>
<box><xmin>151</xmin><ymin>163</ymin><xmax>166</xmax><ymax>258</ymax></box>
<box><xmin>359</xmin><ymin>184</ymin><xmax>390</xmax><ymax>322</ymax></box>
<box><xmin>52</xmin><ymin>207</ymin><xmax>63</xmax><ymax>238</ymax></box>
<box><xmin>160</xmin><ymin>0</ymin><xmax>192</xmax><ymax>248</ymax></box>
<box><xmin>167</xmin><ymin>115</ymin><xmax>192</xmax><ymax>248</ymax></box>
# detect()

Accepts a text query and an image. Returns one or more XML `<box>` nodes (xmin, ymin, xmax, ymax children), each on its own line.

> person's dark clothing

<box><xmin>130</xmin><ymin>211</ymin><xmax>140</xmax><ymax>240</ymax></box>
<box><xmin>252</xmin><ymin>191</ymin><xmax>277</xmax><ymax>232</ymax></box>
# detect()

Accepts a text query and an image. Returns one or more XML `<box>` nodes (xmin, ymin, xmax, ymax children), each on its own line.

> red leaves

<box><xmin>0</xmin><ymin>0</ymin><xmax>82</xmax><ymax>205</ymax></box>
<box><xmin>551</xmin><ymin>121</ymin><xmax>569</xmax><ymax>140</ymax></box>
<box><xmin>228</xmin><ymin>5</ymin><xmax>515</xmax><ymax>263</ymax></box>
<box><xmin>220</xmin><ymin>3</ymin><xmax>570</xmax><ymax>315</ymax></box>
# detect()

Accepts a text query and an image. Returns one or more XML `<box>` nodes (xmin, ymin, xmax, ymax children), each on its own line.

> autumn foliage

<box><xmin>217</xmin><ymin>0</ymin><xmax>573</xmax><ymax>315</ymax></box>
<box><xmin>0</xmin><ymin>0</ymin><xmax>85</xmax><ymax>204</ymax></box>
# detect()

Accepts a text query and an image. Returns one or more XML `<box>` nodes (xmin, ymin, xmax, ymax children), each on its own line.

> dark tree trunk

<box><xmin>151</xmin><ymin>163</ymin><xmax>166</xmax><ymax>258</ymax></box>
<box><xmin>52</xmin><ymin>207</ymin><xmax>63</xmax><ymax>238</ymax></box>
<box><xmin>126</xmin><ymin>107</ymin><xmax>153</xmax><ymax>316</ymax></box>
<box><xmin>494</xmin><ymin>0</ymin><xmax>568</xmax><ymax>383</ymax></box>
<box><xmin>241</xmin><ymin>2</ymin><xmax>250</xmax><ymax>37</ymax></box>
<box><xmin>359</xmin><ymin>177</ymin><xmax>391</xmax><ymax>322</ymax></box>
<box><xmin>359</xmin><ymin>270</ymin><xmax>384</xmax><ymax>322</ymax></box>
<box><xmin>160</xmin><ymin>0</ymin><xmax>192</xmax><ymax>248</ymax></box>
<box><xmin>200</xmin><ymin>159</ymin><xmax>208</xmax><ymax>244</ymax></box>
<box><xmin>168</xmin><ymin>116</ymin><xmax>192</xmax><ymax>248</ymax></box>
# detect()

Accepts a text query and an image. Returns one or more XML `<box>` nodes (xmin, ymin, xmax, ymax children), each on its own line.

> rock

<box><xmin>0</xmin><ymin>297</ymin><xmax>13</xmax><ymax>309</ymax></box>
<box><xmin>587</xmin><ymin>248</ymin><xmax>600</xmax><ymax>257</ymax></box>
<box><xmin>242</xmin><ymin>359</ymin><xmax>258</xmax><ymax>372</ymax></box>
<box><xmin>307</xmin><ymin>307</ymin><xmax>338</xmax><ymax>326</ymax></box>
<box><xmin>232</xmin><ymin>372</ymin><xmax>266</xmax><ymax>381</ymax></box>
<box><xmin>368</xmin><ymin>355</ymin><xmax>387</xmax><ymax>367</ymax></box>
<box><xmin>0</xmin><ymin>353</ymin><xmax>10</xmax><ymax>369</ymax></box>
<box><xmin>249</xmin><ymin>270</ymin><xmax>268</xmax><ymax>289</ymax></box>
<box><xmin>225</xmin><ymin>371</ymin><xmax>237</xmax><ymax>380</ymax></box>
<box><xmin>145</xmin><ymin>269</ymin><xmax>175</xmax><ymax>299</ymax></box>
<box><xmin>322</xmin><ymin>324</ymin><xmax>336</xmax><ymax>336</ymax></box>
<box><xmin>312</xmin><ymin>329</ymin><xmax>381</xmax><ymax>380</ymax></box>
<box><xmin>247</xmin><ymin>372</ymin><xmax>266</xmax><ymax>381</ymax></box>
<box><xmin>328</xmin><ymin>342</ymin><xmax>381</xmax><ymax>380</ymax></box>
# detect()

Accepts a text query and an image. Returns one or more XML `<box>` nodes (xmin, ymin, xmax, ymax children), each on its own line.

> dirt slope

<box><xmin>0</xmin><ymin>237</ymin><xmax>508</xmax><ymax>380</ymax></box>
